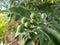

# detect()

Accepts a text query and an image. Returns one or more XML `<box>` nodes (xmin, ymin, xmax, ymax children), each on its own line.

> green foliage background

<box><xmin>0</xmin><ymin>0</ymin><xmax>60</xmax><ymax>45</ymax></box>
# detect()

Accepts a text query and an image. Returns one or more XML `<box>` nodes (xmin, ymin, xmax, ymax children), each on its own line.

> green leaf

<box><xmin>15</xmin><ymin>15</ymin><xmax>20</xmax><ymax>21</ymax></box>
<box><xmin>0</xmin><ymin>28</ymin><xmax>3</xmax><ymax>35</ymax></box>
<box><xmin>0</xmin><ymin>10</ymin><xmax>9</xmax><ymax>13</ymax></box>
<box><xmin>42</xmin><ymin>26</ymin><xmax>60</xmax><ymax>45</ymax></box>
<box><xmin>9</xmin><ymin>6</ymin><xmax>31</xmax><ymax>18</ymax></box>
<box><xmin>37</xmin><ymin>30</ymin><xmax>49</xmax><ymax>45</ymax></box>
<box><xmin>29</xmin><ymin>32</ymin><xmax>37</xmax><ymax>40</ymax></box>
<box><xmin>25</xmin><ymin>38</ymin><xmax>32</xmax><ymax>45</ymax></box>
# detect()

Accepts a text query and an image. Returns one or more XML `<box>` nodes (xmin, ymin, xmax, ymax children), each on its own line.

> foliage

<box><xmin>0</xmin><ymin>0</ymin><xmax>60</xmax><ymax>45</ymax></box>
